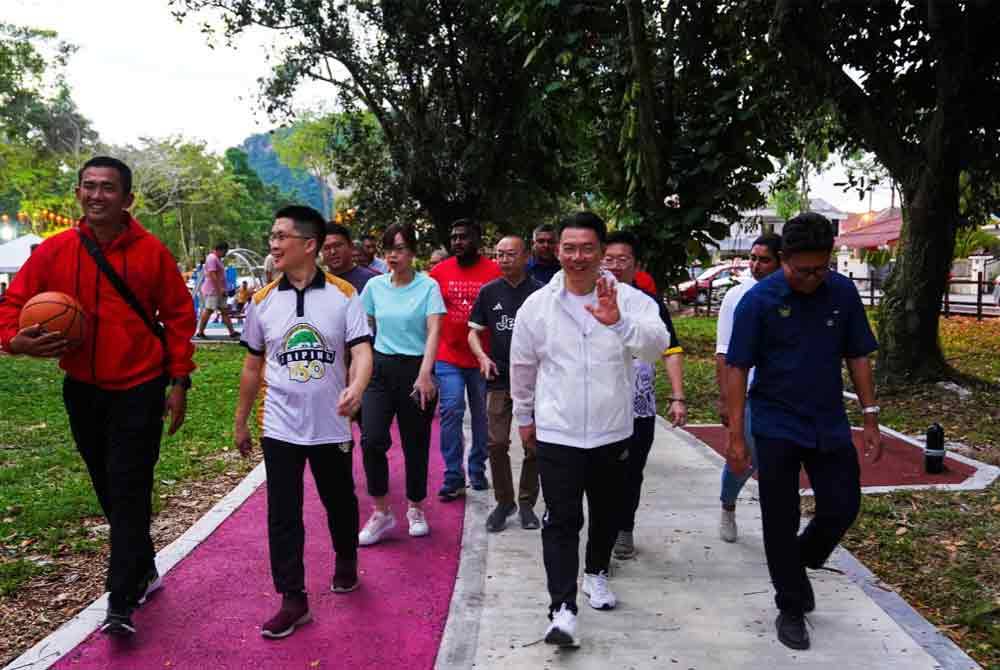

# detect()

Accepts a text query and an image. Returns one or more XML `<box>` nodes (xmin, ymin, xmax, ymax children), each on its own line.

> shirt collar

<box><xmin>278</xmin><ymin>270</ymin><xmax>326</xmax><ymax>291</ymax></box>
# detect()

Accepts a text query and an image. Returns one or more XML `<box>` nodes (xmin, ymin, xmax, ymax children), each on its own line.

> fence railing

<box><xmin>671</xmin><ymin>272</ymin><xmax>1000</xmax><ymax>320</ymax></box>
<box><xmin>849</xmin><ymin>271</ymin><xmax>999</xmax><ymax>320</ymax></box>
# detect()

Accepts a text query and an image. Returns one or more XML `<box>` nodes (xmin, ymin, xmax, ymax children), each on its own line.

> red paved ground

<box><xmin>684</xmin><ymin>425</ymin><xmax>976</xmax><ymax>488</ymax></box>
<box><xmin>54</xmin><ymin>420</ymin><xmax>464</xmax><ymax>669</ymax></box>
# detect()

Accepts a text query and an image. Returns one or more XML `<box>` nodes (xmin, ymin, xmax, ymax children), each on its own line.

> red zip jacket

<box><xmin>0</xmin><ymin>217</ymin><xmax>196</xmax><ymax>389</ymax></box>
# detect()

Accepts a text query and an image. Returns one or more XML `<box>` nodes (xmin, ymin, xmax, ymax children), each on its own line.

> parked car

<box><xmin>676</xmin><ymin>261</ymin><xmax>749</xmax><ymax>304</ymax></box>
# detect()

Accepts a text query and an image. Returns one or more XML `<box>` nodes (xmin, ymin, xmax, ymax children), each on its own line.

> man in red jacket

<box><xmin>0</xmin><ymin>156</ymin><xmax>196</xmax><ymax>638</ymax></box>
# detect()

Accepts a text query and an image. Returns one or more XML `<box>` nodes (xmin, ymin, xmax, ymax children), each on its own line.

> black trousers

<box><xmin>755</xmin><ymin>437</ymin><xmax>861</xmax><ymax>614</ymax></box>
<box><xmin>262</xmin><ymin>437</ymin><xmax>359</xmax><ymax>594</ymax></box>
<box><xmin>361</xmin><ymin>352</ymin><xmax>436</xmax><ymax>502</ymax></box>
<box><xmin>617</xmin><ymin>416</ymin><xmax>656</xmax><ymax>533</ymax></box>
<box><xmin>537</xmin><ymin>439</ymin><xmax>628</xmax><ymax>615</ymax></box>
<box><xmin>63</xmin><ymin>375</ymin><xmax>166</xmax><ymax>610</ymax></box>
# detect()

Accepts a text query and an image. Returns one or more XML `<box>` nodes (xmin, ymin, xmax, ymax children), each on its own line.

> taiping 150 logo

<box><xmin>278</xmin><ymin>324</ymin><xmax>336</xmax><ymax>383</ymax></box>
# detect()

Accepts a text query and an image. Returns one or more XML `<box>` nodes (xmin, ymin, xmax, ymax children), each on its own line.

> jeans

<box><xmin>756</xmin><ymin>437</ymin><xmax>861</xmax><ymax>614</ymax></box>
<box><xmin>719</xmin><ymin>401</ymin><xmax>758</xmax><ymax>506</ymax></box>
<box><xmin>262</xmin><ymin>437</ymin><xmax>359</xmax><ymax>594</ymax></box>
<box><xmin>537</xmin><ymin>439</ymin><xmax>628</xmax><ymax>615</ymax></box>
<box><xmin>362</xmin><ymin>353</ymin><xmax>436</xmax><ymax>502</ymax></box>
<box><xmin>486</xmin><ymin>390</ymin><xmax>539</xmax><ymax>507</ymax></box>
<box><xmin>435</xmin><ymin>361</ymin><xmax>488</xmax><ymax>489</ymax></box>
<box><xmin>63</xmin><ymin>375</ymin><xmax>166</xmax><ymax>610</ymax></box>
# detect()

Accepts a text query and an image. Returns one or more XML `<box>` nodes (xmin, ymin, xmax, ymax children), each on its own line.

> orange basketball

<box><xmin>18</xmin><ymin>291</ymin><xmax>87</xmax><ymax>344</ymax></box>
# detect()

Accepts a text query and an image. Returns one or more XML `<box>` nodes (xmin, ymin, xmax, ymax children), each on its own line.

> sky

<box><xmin>7</xmin><ymin>0</ymin><xmax>894</xmax><ymax>214</ymax></box>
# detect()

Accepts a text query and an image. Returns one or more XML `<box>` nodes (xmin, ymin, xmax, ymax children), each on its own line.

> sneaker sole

<box><xmin>358</xmin><ymin>518</ymin><xmax>397</xmax><ymax>546</ymax></box>
<box><xmin>138</xmin><ymin>575</ymin><xmax>163</xmax><ymax>605</ymax></box>
<box><xmin>581</xmin><ymin>584</ymin><xmax>616</xmax><ymax>610</ymax></box>
<box><xmin>331</xmin><ymin>581</ymin><xmax>360</xmax><ymax>594</ymax></box>
<box><xmin>100</xmin><ymin>620</ymin><xmax>136</xmax><ymax>636</ymax></box>
<box><xmin>408</xmin><ymin>524</ymin><xmax>430</xmax><ymax>537</ymax></box>
<box><xmin>544</xmin><ymin>628</ymin><xmax>577</xmax><ymax>647</ymax></box>
<box><xmin>261</xmin><ymin>612</ymin><xmax>313</xmax><ymax>639</ymax></box>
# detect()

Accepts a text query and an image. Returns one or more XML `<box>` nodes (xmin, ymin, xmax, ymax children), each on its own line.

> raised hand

<box><xmin>584</xmin><ymin>276</ymin><xmax>621</xmax><ymax>326</ymax></box>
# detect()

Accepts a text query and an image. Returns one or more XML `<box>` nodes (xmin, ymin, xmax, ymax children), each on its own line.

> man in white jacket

<box><xmin>510</xmin><ymin>212</ymin><xmax>671</xmax><ymax>648</ymax></box>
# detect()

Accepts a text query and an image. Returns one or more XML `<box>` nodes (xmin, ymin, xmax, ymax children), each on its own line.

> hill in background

<box><xmin>240</xmin><ymin>132</ymin><xmax>331</xmax><ymax>214</ymax></box>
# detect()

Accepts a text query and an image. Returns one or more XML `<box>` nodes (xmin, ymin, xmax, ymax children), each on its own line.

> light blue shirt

<box><xmin>361</xmin><ymin>272</ymin><xmax>445</xmax><ymax>356</ymax></box>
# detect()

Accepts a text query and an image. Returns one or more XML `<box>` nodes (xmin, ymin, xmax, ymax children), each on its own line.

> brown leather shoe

<box><xmin>261</xmin><ymin>592</ymin><xmax>311</xmax><ymax>639</ymax></box>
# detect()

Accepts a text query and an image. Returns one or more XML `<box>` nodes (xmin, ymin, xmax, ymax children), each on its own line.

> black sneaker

<box><xmin>486</xmin><ymin>503</ymin><xmax>517</xmax><ymax>533</ymax></box>
<box><xmin>101</xmin><ymin>608</ymin><xmax>136</xmax><ymax>637</ymax></box>
<box><xmin>138</xmin><ymin>567</ymin><xmax>162</xmax><ymax>606</ymax></box>
<box><xmin>438</xmin><ymin>484</ymin><xmax>466</xmax><ymax>502</ymax></box>
<box><xmin>519</xmin><ymin>504</ymin><xmax>541</xmax><ymax>530</ymax></box>
<box><xmin>470</xmin><ymin>476</ymin><xmax>490</xmax><ymax>491</ymax></box>
<box><xmin>262</xmin><ymin>592</ymin><xmax>311</xmax><ymax>639</ymax></box>
<box><xmin>331</xmin><ymin>558</ymin><xmax>359</xmax><ymax>593</ymax></box>
<box><xmin>776</xmin><ymin>612</ymin><xmax>810</xmax><ymax>650</ymax></box>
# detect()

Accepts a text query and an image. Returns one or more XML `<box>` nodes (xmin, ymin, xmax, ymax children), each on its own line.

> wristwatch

<box><xmin>170</xmin><ymin>375</ymin><xmax>192</xmax><ymax>390</ymax></box>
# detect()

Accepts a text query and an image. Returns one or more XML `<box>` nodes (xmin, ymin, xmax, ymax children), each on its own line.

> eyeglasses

<box><xmin>269</xmin><ymin>232</ymin><xmax>311</xmax><ymax>243</ymax></box>
<box><xmin>495</xmin><ymin>251</ymin><xmax>521</xmax><ymax>260</ymax></box>
<box><xmin>388</xmin><ymin>244</ymin><xmax>411</xmax><ymax>254</ymax></box>
<box><xmin>602</xmin><ymin>255</ymin><xmax>634</xmax><ymax>268</ymax></box>
<box><xmin>787</xmin><ymin>262</ymin><xmax>829</xmax><ymax>278</ymax></box>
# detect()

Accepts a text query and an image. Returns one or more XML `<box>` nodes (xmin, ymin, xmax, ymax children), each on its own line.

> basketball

<box><xmin>18</xmin><ymin>292</ymin><xmax>87</xmax><ymax>344</ymax></box>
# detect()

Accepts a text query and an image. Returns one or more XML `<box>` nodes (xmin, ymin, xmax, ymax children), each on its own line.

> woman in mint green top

<box><xmin>357</xmin><ymin>223</ymin><xmax>445</xmax><ymax>546</ymax></box>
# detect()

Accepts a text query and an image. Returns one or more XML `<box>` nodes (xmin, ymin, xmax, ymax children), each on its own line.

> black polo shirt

<box><xmin>468</xmin><ymin>275</ymin><xmax>544</xmax><ymax>391</ymax></box>
<box><xmin>726</xmin><ymin>270</ymin><xmax>878</xmax><ymax>450</ymax></box>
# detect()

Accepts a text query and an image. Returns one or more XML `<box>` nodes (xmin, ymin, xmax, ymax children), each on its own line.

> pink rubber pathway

<box><xmin>54</xmin><ymin>419</ymin><xmax>465</xmax><ymax>669</ymax></box>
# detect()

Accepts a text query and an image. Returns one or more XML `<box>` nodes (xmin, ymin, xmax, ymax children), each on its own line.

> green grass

<box><xmin>0</xmin><ymin>345</ymin><xmax>248</xmax><ymax>575</ymax></box>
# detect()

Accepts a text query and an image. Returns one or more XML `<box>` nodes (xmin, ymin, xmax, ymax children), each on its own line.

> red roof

<box><xmin>836</xmin><ymin>209</ymin><xmax>902</xmax><ymax>249</ymax></box>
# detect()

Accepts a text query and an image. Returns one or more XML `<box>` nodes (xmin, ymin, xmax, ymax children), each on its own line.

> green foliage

<box><xmin>504</xmin><ymin>0</ymin><xmax>801</xmax><ymax>283</ymax></box>
<box><xmin>952</xmin><ymin>227</ymin><xmax>998</xmax><ymax>260</ymax></box>
<box><xmin>174</xmin><ymin>0</ymin><xmax>582</xmax><ymax>243</ymax></box>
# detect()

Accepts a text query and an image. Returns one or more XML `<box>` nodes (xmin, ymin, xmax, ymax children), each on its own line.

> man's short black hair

<box><xmin>605</xmin><ymin>230</ymin><xmax>641</xmax><ymax>260</ymax></box>
<box><xmin>782</xmin><ymin>212</ymin><xmax>834</xmax><ymax>257</ymax></box>
<box><xmin>79</xmin><ymin>156</ymin><xmax>133</xmax><ymax>195</ymax></box>
<box><xmin>533</xmin><ymin>223</ymin><xmax>555</xmax><ymax>238</ymax></box>
<box><xmin>213</xmin><ymin>241</ymin><xmax>229</xmax><ymax>254</ymax></box>
<box><xmin>557</xmin><ymin>211</ymin><xmax>607</xmax><ymax>245</ymax></box>
<box><xmin>451</xmin><ymin>218</ymin><xmax>482</xmax><ymax>238</ymax></box>
<box><xmin>275</xmin><ymin>205</ymin><xmax>326</xmax><ymax>250</ymax></box>
<box><xmin>361</xmin><ymin>232</ymin><xmax>377</xmax><ymax>243</ymax></box>
<box><xmin>751</xmin><ymin>232</ymin><xmax>782</xmax><ymax>259</ymax></box>
<box><xmin>325</xmin><ymin>221</ymin><xmax>352</xmax><ymax>242</ymax></box>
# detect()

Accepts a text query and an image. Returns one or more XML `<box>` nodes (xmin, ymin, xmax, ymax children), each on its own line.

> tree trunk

<box><xmin>875</xmin><ymin>169</ymin><xmax>958</xmax><ymax>385</ymax></box>
<box><xmin>625</xmin><ymin>0</ymin><xmax>665</xmax><ymax>207</ymax></box>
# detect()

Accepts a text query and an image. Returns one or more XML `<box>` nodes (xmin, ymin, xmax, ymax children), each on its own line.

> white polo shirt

<box><xmin>716</xmin><ymin>276</ymin><xmax>756</xmax><ymax>387</ymax></box>
<box><xmin>241</xmin><ymin>271</ymin><xmax>371</xmax><ymax>445</ymax></box>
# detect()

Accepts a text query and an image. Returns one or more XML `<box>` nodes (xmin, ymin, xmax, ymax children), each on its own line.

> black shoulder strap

<box><xmin>77</xmin><ymin>230</ymin><xmax>166</xmax><ymax>343</ymax></box>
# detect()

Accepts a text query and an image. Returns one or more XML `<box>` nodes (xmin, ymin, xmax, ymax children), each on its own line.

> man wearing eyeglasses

<box><xmin>467</xmin><ymin>235</ymin><xmax>544</xmax><ymax>532</ymax></box>
<box><xmin>725</xmin><ymin>212</ymin><xmax>881</xmax><ymax>652</ymax></box>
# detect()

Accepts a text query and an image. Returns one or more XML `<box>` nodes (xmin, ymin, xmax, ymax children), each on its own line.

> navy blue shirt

<box><xmin>527</xmin><ymin>257</ymin><xmax>560</xmax><ymax>284</ymax></box>
<box><xmin>726</xmin><ymin>270</ymin><xmax>877</xmax><ymax>450</ymax></box>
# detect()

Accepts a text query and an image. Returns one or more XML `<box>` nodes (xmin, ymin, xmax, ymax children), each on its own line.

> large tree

<box><xmin>769</xmin><ymin>1</ymin><xmax>1000</xmax><ymax>384</ymax></box>
<box><xmin>506</xmin><ymin>0</ymin><xmax>799</xmax><ymax>282</ymax></box>
<box><xmin>173</xmin><ymin>0</ymin><xmax>581</xmax><ymax>242</ymax></box>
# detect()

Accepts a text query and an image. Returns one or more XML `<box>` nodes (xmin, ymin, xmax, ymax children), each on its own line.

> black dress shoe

<box><xmin>776</xmin><ymin>611</ymin><xmax>810</xmax><ymax>650</ymax></box>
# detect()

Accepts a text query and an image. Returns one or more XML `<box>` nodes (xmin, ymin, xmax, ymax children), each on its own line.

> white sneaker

<box><xmin>358</xmin><ymin>510</ymin><xmax>396</xmax><ymax>546</ymax></box>
<box><xmin>407</xmin><ymin>507</ymin><xmax>429</xmax><ymax>537</ymax></box>
<box><xmin>544</xmin><ymin>603</ymin><xmax>578</xmax><ymax>647</ymax></box>
<box><xmin>581</xmin><ymin>571</ymin><xmax>616</xmax><ymax>610</ymax></box>
<box><xmin>720</xmin><ymin>508</ymin><xmax>738</xmax><ymax>543</ymax></box>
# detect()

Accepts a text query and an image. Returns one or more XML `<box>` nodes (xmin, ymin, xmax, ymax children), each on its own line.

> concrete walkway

<box><xmin>441</xmin><ymin>419</ymin><xmax>973</xmax><ymax>669</ymax></box>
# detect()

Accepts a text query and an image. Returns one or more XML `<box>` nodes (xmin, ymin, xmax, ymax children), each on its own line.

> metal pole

<box><xmin>977</xmin><ymin>271</ymin><xmax>983</xmax><ymax>321</ymax></box>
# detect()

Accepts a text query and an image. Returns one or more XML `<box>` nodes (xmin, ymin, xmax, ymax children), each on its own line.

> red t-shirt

<box><xmin>634</xmin><ymin>270</ymin><xmax>657</xmax><ymax>294</ymax></box>
<box><xmin>430</xmin><ymin>255</ymin><xmax>501</xmax><ymax>368</ymax></box>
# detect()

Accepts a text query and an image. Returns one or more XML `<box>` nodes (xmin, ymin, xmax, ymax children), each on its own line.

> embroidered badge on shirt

<box><xmin>778</xmin><ymin>305</ymin><xmax>792</xmax><ymax>318</ymax></box>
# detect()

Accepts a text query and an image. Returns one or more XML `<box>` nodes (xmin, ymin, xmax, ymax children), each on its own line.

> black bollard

<box><xmin>925</xmin><ymin>423</ymin><xmax>945</xmax><ymax>474</ymax></box>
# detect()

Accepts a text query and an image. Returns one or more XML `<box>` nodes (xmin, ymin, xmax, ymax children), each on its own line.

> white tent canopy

<box><xmin>0</xmin><ymin>234</ymin><xmax>44</xmax><ymax>274</ymax></box>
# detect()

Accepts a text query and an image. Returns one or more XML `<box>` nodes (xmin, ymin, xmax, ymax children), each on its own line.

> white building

<box><xmin>713</xmin><ymin>197</ymin><xmax>850</xmax><ymax>259</ymax></box>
